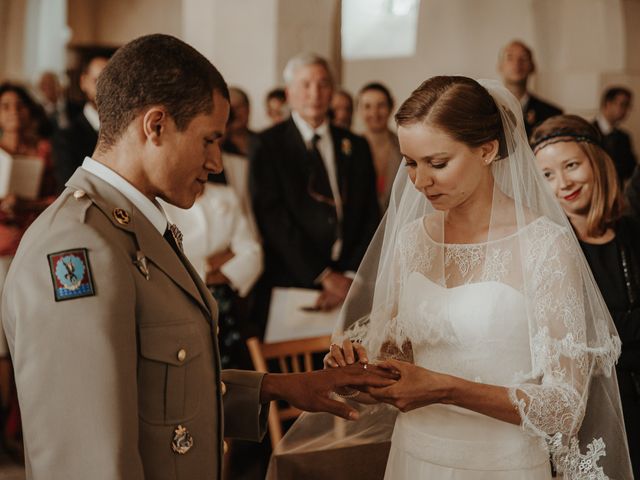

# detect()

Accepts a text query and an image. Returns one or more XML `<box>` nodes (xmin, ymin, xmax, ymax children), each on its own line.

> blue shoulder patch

<box><xmin>47</xmin><ymin>248</ymin><xmax>96</xmax><ymax>301</ymax></box>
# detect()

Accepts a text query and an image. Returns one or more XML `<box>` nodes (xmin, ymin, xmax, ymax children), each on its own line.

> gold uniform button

<box><xmin>220</xmin><ymin>381</ymin><xmax>227</xmax><ymax>396</ymax></box>
<box><xmin>113</xmin><ymin>208</ymin><xmax>130</xmax><ymax>225</ymax></box>
<box><xmin>223</xmin><ymin>441</ymin><xmax>229</xmax><ymax>454</ymax></box>
<box><xmin>73</xmin><ymin>190</ymin><xmax>86</xmax><ymax>199</ymax></box>
<box><xmin>177</xmin><ymin>348</ymin><xmax>187</xmax><ymax>362</ymax></box>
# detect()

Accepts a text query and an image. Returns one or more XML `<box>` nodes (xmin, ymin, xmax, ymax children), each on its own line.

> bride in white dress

<box><xmin>268</xmin><ymin>77</ymin><xmax>632</xmax><ymax>479</ymax></box>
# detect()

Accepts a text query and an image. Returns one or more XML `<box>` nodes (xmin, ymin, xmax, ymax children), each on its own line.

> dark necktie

<box><xmin>164</xmin><ymin>223</ymin><xmax>184</xmax><ymax>255</ymax></box>
<box><xmin>307</xmin><ymin>134</ymin><xmax>335</xmax><ymax>207</ymax></box>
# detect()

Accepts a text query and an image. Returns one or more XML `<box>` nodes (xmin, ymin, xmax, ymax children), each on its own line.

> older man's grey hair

<box><xmin>283</xmin><ymin>53</ymin><xmax>333</xmax><ymax>86</ymax></box>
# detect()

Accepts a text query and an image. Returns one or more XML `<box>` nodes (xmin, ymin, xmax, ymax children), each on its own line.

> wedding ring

<box><xmin>334</xmin><ymin>388</ymin><xmax>360</xmax><ymax>399</ymax></box>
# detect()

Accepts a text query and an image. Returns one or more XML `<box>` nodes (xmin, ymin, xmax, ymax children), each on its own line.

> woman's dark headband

<box><xmin>531</xmin><ymin>131</ymin><xmax>602</xmax><ymax>154</ymax></box>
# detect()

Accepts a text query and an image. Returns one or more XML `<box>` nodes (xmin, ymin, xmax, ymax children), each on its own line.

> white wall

<box><xmin>4</xmin><ymin>0</ymin><xmax>638</xmax><ymax>139</ymax></box>
<box><xmin>183</xmin><ymin>0</ymin><xmax>280</xmax><ymax>129</ymax></box>
<box><xmin>0</xmin><ymin>0</ymin><xmax>27</xmax><ymax>80</ymax></box>
<box><xmin>343</xmin><ymin>0</ymin><xmax>639</xmax><ymax>139</ymax></box>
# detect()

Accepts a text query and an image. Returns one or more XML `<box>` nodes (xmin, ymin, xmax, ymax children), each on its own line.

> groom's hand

<box><xmin>259</xmin><ymin>363</ymin><xmax>398</xmax><ymax>420</ymax></box>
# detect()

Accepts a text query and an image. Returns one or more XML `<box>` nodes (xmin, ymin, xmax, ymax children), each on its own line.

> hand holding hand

<box><xmin>323</xmin><ymin>339</ymin><xmax>369</xmax><ymax>368</ymax></box>
<box><xmin>324</xmin><ymin>340</ymin><xmax>383</xmax><ymax>404</ymax></box>
<box><xmin>367</xmin><ymin>359</ymin><xmax>453</xmax><ymax>413</ymax></box>
<box><xmin>260</xmin><ymin>362</ymin><xmax>398</xmax><ymax>420</ymax></box>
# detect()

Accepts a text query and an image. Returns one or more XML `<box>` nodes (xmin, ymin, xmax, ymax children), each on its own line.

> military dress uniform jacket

<box><xmin>1</xmin><ymin>168</ymin><xmax>268</xmax><ymax>479</ymax></box>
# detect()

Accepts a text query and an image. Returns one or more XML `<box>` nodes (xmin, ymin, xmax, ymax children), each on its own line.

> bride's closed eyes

<box><xmin>403</xmin><ymin>155</ymin><xmax>450</xmax><ymax>169</ymax></box>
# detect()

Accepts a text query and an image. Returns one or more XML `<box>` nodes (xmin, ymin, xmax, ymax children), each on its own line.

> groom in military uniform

<box><xmin>1</xmin><ymin>34</ymin><xmax>394</xmax><ymax>480</ymax></box>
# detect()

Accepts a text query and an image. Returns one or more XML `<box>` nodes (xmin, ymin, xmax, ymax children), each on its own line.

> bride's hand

<box><xmin>367</xmin><ymin>359</ymin><xmax>453</xmax><ymax>412</ymax></box>
<box><xmin>323</xmin><ymin>340</ymin><xmax>382</xmax><ymax>404</ymax></box>
<box><xmin>323</xmin><ymin>339</ymin><xmax>369</xmax><ymax>368</ymax></box>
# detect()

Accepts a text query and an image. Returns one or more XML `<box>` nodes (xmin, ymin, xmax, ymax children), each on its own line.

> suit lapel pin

<box><xmin>133</xmin><ymin>251</ymin><xmax>150</xmax><ymax>280</ymax></box>
<box><xmin>341</xmin><ymin>138</ymin><xmax>352</xmax><ymax>156</ymax></box>
<box><xmin>113</xmin><ymin>208</ymin><xmax>130</xmax><ymax>225</ymax></box>
<box><xmin>171</xmin><ymin>425</ymin><xmax>193</xmax><ymax>454</ymax></box>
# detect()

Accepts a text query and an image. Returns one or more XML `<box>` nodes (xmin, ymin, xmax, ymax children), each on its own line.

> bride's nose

<box><xmin>414</xmin><ymin>164</ymin><xmax>435</xmax><ymax>190</ymax></box>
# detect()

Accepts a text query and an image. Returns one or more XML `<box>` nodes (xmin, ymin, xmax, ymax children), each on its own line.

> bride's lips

<box><xmin>563</xmin><ymin>187</ymin><xmax>582</xmax><ymax>201</ymax></box>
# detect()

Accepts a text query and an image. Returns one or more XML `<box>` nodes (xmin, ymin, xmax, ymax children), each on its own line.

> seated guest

<box><xmin>0</xmin><ymin>82</ymin><xmax>57</xmax><ymax>456</ymax></box>
<box><xmin>162</xmin><ymin>176</ymin><xmax>263</xmax><ymax>368</ymax></box>
<box><xmin>498</xmin><ymin>39</ymin><xmax>562</xmax><ymax>137</ymax></box>
<box><xmin>265</xmin><ymin>87</ymin><xmax>288</xmax><ymax>125</ymax></box>
<box><xmin>330</xmin><ymin>88</ymin><xmax>354</xmax><ymax>130</ymax></box>
<box><xmin>52</xmin><ymin>56</ymin><xmax>108</xmax><ymax>189</ymax></box>
<box><xmin>222</xmin><ymin>86</ymin><xmax>258</xmax><ymax>157</ymax></box>
<box><xmin>250</xmin><ymin>53</ymin><xmax>379</xmax><ymax>333</ymax></box>
<box><xmin>356</xmin><ymin>82</ymin><xmax>401</xmax><ymax>209</ymax></box>
<box><xmin>532</xmin><ymin>114</ymin><xmax>640</xmax><ymax>478</ymax></box>
<box><xmin>593</xmin><ymin>86</ymin><xmax>637</xmax><ymax>184</ymax></box>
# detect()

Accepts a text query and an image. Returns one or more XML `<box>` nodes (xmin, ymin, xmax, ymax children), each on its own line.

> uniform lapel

<box><xmin>134</xmin><ymin>222</ymin><xmax>211</xmax><ymax>316</ymax></box>
<box><xmin>66</xmin><ymin>169</ymin><xmax>211</xmax><ymax>316</ymax></box>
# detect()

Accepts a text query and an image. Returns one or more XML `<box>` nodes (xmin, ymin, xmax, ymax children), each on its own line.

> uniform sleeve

<box><xmin>221</xmin><ymin>369</ymin><xmax>269</xmax><ymax>441</ymax></box>
<box><xmin>3</xmin><ymin>224</ymin><xmax>145</xmax><ymax>479</ymax></box>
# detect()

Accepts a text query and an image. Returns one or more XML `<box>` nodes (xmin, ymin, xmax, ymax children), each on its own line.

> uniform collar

<box><xmin>292</xmin><ymin>111</ymin><xmax>330</xmax><ymax>144</ymax></box>
<box><xmin>81</xmin><ymin>156</ymin><xmax>168</xmax><ymax>234</ymax></box>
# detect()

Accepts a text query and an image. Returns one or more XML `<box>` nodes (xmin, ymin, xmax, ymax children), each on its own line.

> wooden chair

<box><xmin>246</xmin><ymin>335</ymin><xmax>332</xmax><ymax>447</ymax></box>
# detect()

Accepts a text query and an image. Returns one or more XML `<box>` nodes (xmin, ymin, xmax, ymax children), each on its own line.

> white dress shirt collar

<box><xmin>519</xmin><ymin>93</ymin><xmax>531</xmax><ymax>110</ymax></box>
<box><xmin>81</xmin><ymin>156</ymin><xmax>168</xmax><ymax>234</ymax></box>
<box><xmin>292</xmin><ymin>111</ymin><xmax>329</xmax><ymax>145</ymax></box>
<box><xmin>596</xmin><ymin>114</ymin><xmax>613</xmax><ymax>135</ymax></box>
<box><xmin>83</xmin><ymin>103</ymin><xmax>100</xmax><ymax>132</ymax></box>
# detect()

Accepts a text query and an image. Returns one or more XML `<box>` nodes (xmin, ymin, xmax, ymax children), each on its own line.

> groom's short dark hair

<box><xmin>95</xmin><ymin>34</ymin><xmax>229</xmax><ymax>151</ymax></box>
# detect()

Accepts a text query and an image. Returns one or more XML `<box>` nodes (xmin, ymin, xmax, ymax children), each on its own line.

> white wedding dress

<box><xmin>383</xmin><ymin>216</ymin><xmax>554</xmax><ymax>479</ymax></box>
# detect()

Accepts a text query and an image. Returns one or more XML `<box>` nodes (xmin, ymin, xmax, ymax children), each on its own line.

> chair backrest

<box><xmin>246</xmin><ymin>335</ymin><xmax>331</xmax><ymax>446</ymax></box>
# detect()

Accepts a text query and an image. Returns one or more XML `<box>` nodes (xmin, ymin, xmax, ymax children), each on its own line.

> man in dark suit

<box><xmin>250</xmin><ymin>53</ymin><xmax>380</xmax><ymax>328</ymax></box>
<box><xmin>52</xmin><ymin>56</ymin><xmax>108</xmax><ymax>190</ymax></box>
<box><xmin>593</xmin><ymin>86</ymin><xmax>637</xmax><ymax>184</ymax></box>
<box><xmin>498</xmin><ymin>40</ymin><xmax>563</xmax><ymax>138</ymax></box>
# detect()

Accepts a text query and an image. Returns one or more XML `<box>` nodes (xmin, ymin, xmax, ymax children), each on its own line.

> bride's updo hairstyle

<box><xmin>395</xmin><ymin>76</ymin><xmax>511</xmax><ymax>160</ymax></box>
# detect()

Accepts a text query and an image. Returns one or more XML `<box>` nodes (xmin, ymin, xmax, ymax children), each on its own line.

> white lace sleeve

<box><xmin>508</xmin><ymin>226</ymin><xmax>588</xmax><ymax>438</ymax></box>
<box><xmin>508</xmin><ymin>223</ymin><xmax>622</xmax><ymax>478</ymax></box>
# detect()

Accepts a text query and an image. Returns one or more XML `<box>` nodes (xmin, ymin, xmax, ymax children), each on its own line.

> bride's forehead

<box><xmin>398</xmin><ymin>123</ymin><xmax>460</xmax><ymax>152</ymax></box>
